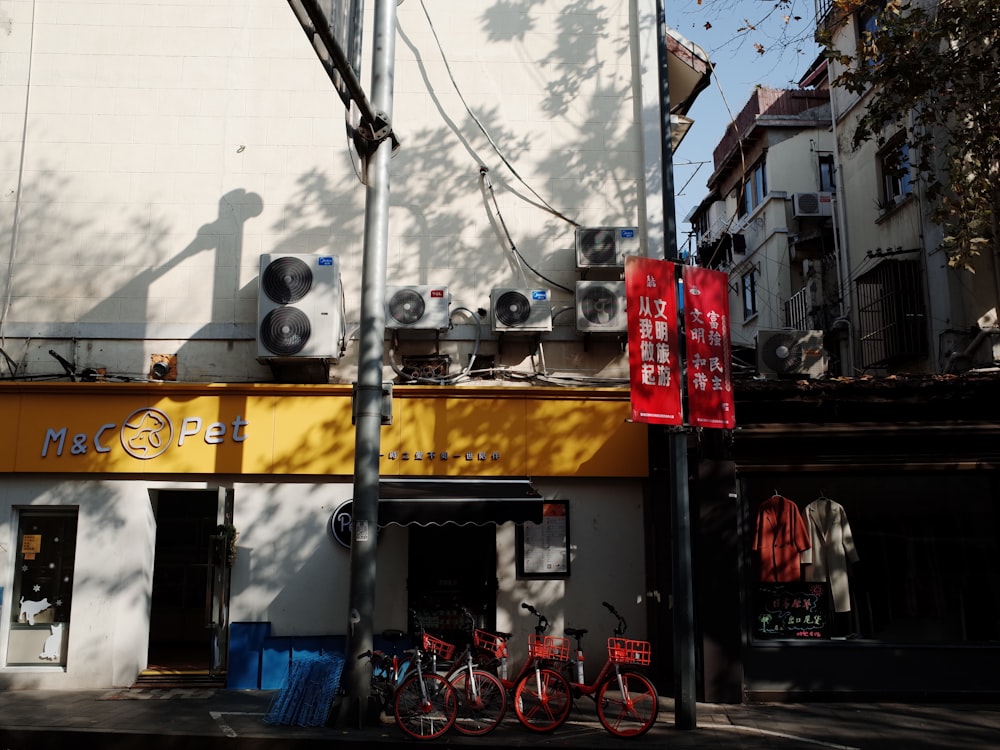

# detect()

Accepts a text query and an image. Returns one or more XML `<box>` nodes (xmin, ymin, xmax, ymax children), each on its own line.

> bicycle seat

<box><xmin>381</xmin><ymin>629</ymin><xmax>405</xmax><ymax>642</ymax></box>
<box><xmin>565</xmin><ymin>627</ymin><xmax>588</xmax><ymax>638</ymax></box>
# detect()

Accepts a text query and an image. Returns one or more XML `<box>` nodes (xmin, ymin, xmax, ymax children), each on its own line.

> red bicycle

<box><xmin>357</xmin><ymin>618</ymin><xmax>458</xmax><ymax>740</ymax></box>
<box><xmin>552</xmin><ymin>601</ymin><xmax>659</xmax><ymax>737</ymax></box>
<box><xmin>471</xmin><ymin>602</ymin><xmax>572</xmax><ymax>732</ymax></box>
<box><xmin>430</xmin><ymin>609</ymin><xmax>507</xmax><ymax>736</ymax></box>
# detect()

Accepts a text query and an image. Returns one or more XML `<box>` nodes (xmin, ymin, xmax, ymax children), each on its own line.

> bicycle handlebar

<box><xmin>521</xmin><ymin>602</ymin><xmax>550</xmax><ymax>634</ymax></box>
<box><xmin>602</xmin><ymin>601</ymin><xmax>627</xmax><ymax>636</ymax></box>
<box><xmin>461</xmin><ymin>606</ymin><xmax>476</xmax><ymax>632</ymax></box>
<box><xmin>408</xmin><ymin>607</ymin><xmax>425</xmax><ymax>637</ymax></box>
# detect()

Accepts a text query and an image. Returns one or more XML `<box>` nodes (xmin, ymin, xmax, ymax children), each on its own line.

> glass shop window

<box><xmin>744</xmin><ymin>474</ymin><xmax>1000</xmax><ymax>644</ymax></box>
<box><xmin>7</xmin><ymin>508</ymin><xmax>78</xmax><ymax>667</ymax></box>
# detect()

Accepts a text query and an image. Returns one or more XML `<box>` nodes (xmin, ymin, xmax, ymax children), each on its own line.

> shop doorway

<box><xmin>407</xmin><ymin>525</ymin><xmax>498</xmax><ymax>643</ymax></box>
<box><xmin>144</xmin><ymin>490</ymin><xmax>231</xmax><ymax>682</ymax></box>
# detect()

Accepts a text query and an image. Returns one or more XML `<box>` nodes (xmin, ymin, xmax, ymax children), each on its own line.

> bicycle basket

<box><xmin>607</xmin><ymin>637</ymin><xmax>652</xmax><ymax>666</ymax></box>
<box><xmin>527</xmin><ymin>634</ymin><xmax>570</xmax><ymax>662</ymax></box>
<box><xmin>421</xmin><ymin>632</ymin><xmax>456</xmax><ymax>661</ymax></box>
<box><xmin>473</xmin><ymin>629</ymin><xmax>508</xmax><ymax>659</ymax></box>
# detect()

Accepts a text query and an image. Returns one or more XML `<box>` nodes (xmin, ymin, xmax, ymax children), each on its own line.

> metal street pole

<box><xmin>343</xmin><ymin>0</ymin><xmax>397</xmax><ymax>727</ymax></box>
<box><xmin>669</xmin><ymin>426</ymin><xmax>696</xmax><ymax>729</ymax></box>
<box><xmin>656</xmin><ymin>0</ymin><xmax>697</xmax><ymax>730</ymax></box>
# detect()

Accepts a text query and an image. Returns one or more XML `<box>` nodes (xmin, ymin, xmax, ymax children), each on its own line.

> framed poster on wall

<box><xmin>516</xmin><ymin>500</ymin><xmax>570</xmax><ymax>579</ymax></box>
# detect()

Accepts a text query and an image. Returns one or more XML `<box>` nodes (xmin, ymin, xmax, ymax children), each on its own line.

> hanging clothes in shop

<box><xmin>802</xmin><ymin>496</ymin><xmax>859</xmax><ymax>613</ymax></box>
<box><xmin>753</xmin><ymin>494</ymin><xmax>811</xmax><ymax>582</ymax></box>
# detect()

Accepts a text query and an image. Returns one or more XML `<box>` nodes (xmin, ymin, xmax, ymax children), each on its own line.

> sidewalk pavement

<box><xmin>0</xmin><ymin>687</ymin><xmax>999</xmax><ymax>749</ymax></box>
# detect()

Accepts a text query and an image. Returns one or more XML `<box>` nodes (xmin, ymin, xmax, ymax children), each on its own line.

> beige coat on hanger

<box><xmin>801</xmin><ymin>498</ymin><xmax>859</xmax><ymax>613</ymax></box>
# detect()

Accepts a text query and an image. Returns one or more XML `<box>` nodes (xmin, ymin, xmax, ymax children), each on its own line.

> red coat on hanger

<box><xmin>753</xmin><ymin>495</ymin><xmax>811</xmax><ymax>582</ymax></box>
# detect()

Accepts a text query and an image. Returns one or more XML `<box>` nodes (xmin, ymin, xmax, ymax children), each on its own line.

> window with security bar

<box><xmin>855</xmin><ymin>259</ymin><xmax>927</xmax><ymax>370</ymax></box>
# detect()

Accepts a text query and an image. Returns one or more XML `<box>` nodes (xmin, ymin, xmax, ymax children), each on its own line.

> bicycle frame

<box><xmin>567</xmin><ymin>654</ymin><xmax>621</xmax><ymax>699</ymax></box>
<box><xmin>359</xmin><ymin>620</ymin><xmax>458</xmax><ymax>740</ymax></box>
<box><xmin>363</xmin><ymin>641</ymin><xmax>433</xmax><ymax>709</ymax></box>
<box><xmin>558</xmin><ymin>601</ymin><xmax>660</xmax><ymax>738</ymax></box>
<box><xmin>479</xmin><ymin>614</ymin><xmax>556</xmax><ymax>692</ymax></box>
<box><xmin>472</xmin><ymin>603</ymin><xmax>573</xmax><ymax>733</ymax></box>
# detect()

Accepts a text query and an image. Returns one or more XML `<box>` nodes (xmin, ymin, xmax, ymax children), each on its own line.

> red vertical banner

<box><xmin>625</xmin><ymin>256</ymin><xmax>682</xmax><ymax>425</ymax></box>
<box><xmin>683</xmin><ymin>265</ymin><xmax>736</xmax><ymax>429</ymax></box>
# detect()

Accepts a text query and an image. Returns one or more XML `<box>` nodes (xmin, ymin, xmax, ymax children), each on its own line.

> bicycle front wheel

<box><xmin>512</xmin><ymin>667</ymin><xmax>572</xmax><ymax>732</ymax></box>
<box><xmin>450</xmin><ymin>668</ymin><xmax>507</xmax><ymax>735</ymax></box>
<box><xmin>393</xmin><ymin>672</ymin><xmax>457</xmax><ymax>740</ymax></box>
<box><xmin>596</xmin><ymin>670</ymin><xmax>659</xmax><ymax>737</ymax></box>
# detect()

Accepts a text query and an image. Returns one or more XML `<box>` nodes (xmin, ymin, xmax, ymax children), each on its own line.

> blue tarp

<box><xmin>263</xmin><ymin>652</ymin><xmax>344</xmax><ymax>727</ymax></box>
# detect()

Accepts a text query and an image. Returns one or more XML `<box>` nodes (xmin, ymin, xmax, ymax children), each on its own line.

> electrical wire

<box><xmin>388</xmin><ymin>306</ymin><xmax>484</xmax><ymax>385</ymax></box>
<box><xmin>1</xmin><ymin>0</ymin><xmax>37</xmax><ymax>355</ymax></box>
<box><xmin>481</xmin><ymin>170</ymin><xmax>574</xmax><ymax>295</ymax></box>
<box><xmin>417</xmin><ymin>0</ymin><xmax>579</xmax><ymax>228</ymax></box>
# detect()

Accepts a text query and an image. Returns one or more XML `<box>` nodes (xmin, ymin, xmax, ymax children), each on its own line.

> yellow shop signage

<box><xmin>41</xmin><ymin>406</ymin><xmax>250</xmax><ymax>459</ymax></box>
<box><xmin>1</xmin><ymin>383</ymin><xmax>646</xmax><ymax>477</ymax></box>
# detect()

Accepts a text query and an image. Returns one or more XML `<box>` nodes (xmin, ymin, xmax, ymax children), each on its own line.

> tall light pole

<box><xmin>655</xmin><ymin>0</ymin><xmax>697</xmax><ymax>731</ymax></box>
<box><xmin>342</xmin><ymin>0</ymin><xmax>398</xmax><ymax>727</ymax></box>
<box><xmin>286</xmin><ymin>0</ymin><xmax>399</xmax><ymax>725</ymax></box>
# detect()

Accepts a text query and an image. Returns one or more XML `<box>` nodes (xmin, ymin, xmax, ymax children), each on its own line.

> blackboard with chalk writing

<box><xmin>753</xmin><ymin>582</ymin><xmax>831</xmax><ymax>639</ymax></box>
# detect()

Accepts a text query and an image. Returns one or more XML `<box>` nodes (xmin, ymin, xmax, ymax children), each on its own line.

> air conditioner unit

<box><xmin>575</xmin><ymin>280</ymin><xmax>627</xmax><ymax>333</ymax></box>
<box><xmin>385</xmin><ymin>285</ymin><xmax>451</xmax><ymax>330</ymax></box>
<box><xmin>575</xmin><ymin>226</ymin><xmax>640</xmax><ymax>268</ymax></box>
<box><xmin>793</xmin><ymin>192</ymin><xmax>834</xmax><ymax>218</ymax></box>
<box><xmin>756</xmin><ymin>329</ymin><xmax>828</xmax><ymax>379</ymax></box>
<box><xmin>490</xmin><ymin>288</ymin><xmax>552</xmax><ymax>332</ymax></box>
<box><xmin>257</xmin><ymin>253</ymin><xmax>343</xmax><ymax>359</ymax></box>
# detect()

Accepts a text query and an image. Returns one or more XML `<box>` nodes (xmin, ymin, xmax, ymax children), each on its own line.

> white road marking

<box><xmin>699</xmin><ymin>722</ymin><xmax>862</xmax><ymax>750</ymax></box>
<box><xmin>209</xmin><ymin>711</ymin><xmax>266</xmax><ymax>738</ymax></box>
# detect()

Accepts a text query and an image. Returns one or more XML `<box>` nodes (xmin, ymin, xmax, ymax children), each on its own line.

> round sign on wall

<box><xmin>328</xmin><ymin>501</ymin><xmax>381</xmax><ymax>548</ymax></box>
<box><xmin>328</xmin><ymin>501</ymin><xmax>354</xmax><ymax>549</ymax></box>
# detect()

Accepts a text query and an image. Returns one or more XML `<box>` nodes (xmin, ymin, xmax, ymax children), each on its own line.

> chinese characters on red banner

<box><xmin>625</xmin><ymin>256</ymin><xmax>682</xmax><ymax>425</ymax></box>
<box><xmin>683</xmin><ymin>265</ymin><xmax>736</xmax><ymax>429</ymax></box>
<box><xmin>625</xmin><ymin>257</ymin><xmax>735</xmax><ymax>429</ymax></box>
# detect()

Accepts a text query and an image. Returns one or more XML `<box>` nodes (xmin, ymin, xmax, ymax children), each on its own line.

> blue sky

<box><xmin>666</xmin><ymin>0</ymin><xmax>823</xmax><ymax>253</ymax></box>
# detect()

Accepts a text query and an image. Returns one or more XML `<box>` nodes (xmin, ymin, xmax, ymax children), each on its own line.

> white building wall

<box><xmin>496</xmin><ymin>478</ymin><xmax>645</xmax><ymax>681</ymax></box>
<box><xmin>0</xmin><ymin>0</ymin><xmax>656</xmax><ymax>689</ymax></box>
<box><xmin>1</xmin><ymin>475</ymin><xmax>642</xmax><ymax>687</ymax></box>
<box><xmin>0</xmin><ymin>0</ymin><xmax>651</xmax><ymax>383</ymax></box>
<box><xmin>229</xmin><ymin>476</ymin><xmax>645</xmax><ymax>665</ymax></box>
<box><xmin>0</xmin><ymin>478</ymin><xmax>156</xmax><ymax>689</ymax></box>
<box><xmin>228</xmin><ymin>481</ymin><xmax>410</xmax><ymax>636</ymax></box>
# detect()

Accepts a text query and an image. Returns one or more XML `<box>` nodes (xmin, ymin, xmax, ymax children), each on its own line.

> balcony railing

<box><xmin>784</xmin><ymin>286</ymin><xmax>813</xmax><ymax>330</ymax></box>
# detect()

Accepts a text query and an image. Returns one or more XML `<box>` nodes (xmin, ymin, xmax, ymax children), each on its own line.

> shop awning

<box><xmin>376</xmin><ymin>478</ymin><xmax>544</xmax><ymax>527</ymax></box>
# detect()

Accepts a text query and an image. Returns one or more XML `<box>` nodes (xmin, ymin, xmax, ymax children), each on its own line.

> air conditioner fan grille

<box><xmin>761</xmin><ymin>333</ymin><xmax>805</xmax><ymax>373</ymax></box>
<box><xmin>578</xmin><ymin>228</ymin><xmax>618</xmax><ymax>265</ymax></box>
<box><xmin>495</xmin><ymin>291</ymin><xmax>532</xmax><ymax>327</ymax></box>
<box><xmin>580</xmin><ymin>286</ymin><xmax>621</xmax><ymax>325</ymax></box>
<box><xmin>261</xmin><ymin>256</ymin><xmax>313</xmax><ymax>304</ymax></box>
<box><xmin>259</xmin><ymin>307</ymin><xmax>312</xmax><ymax>356</ymax></box>
<box><xmin>797</xmin><ymin>193</ymin><xmax>820</xmax><ymax>214</ymax></box>
<box><xmin>388</xmin><ymin>289</ymin><xmax>426</xmax><ymax>325</ymax></box>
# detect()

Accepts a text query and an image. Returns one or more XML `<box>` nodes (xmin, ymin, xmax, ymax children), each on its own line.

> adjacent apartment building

<box><xmin>682</xmin><ymin>0</ymin><xmax>1000</xmax><ymax>701</ymax></box>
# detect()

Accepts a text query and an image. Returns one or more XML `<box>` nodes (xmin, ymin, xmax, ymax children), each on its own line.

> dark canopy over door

<box><xmin>377</xmin><ymin>478</ymin><xmax>543</xmax><ymax>527</ymax></box>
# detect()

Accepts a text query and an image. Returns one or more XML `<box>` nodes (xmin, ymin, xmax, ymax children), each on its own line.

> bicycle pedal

<box><xmin>378</xmin><ymin>710</ymin><xmax>397</xmax><ymax>725</ymax></box>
